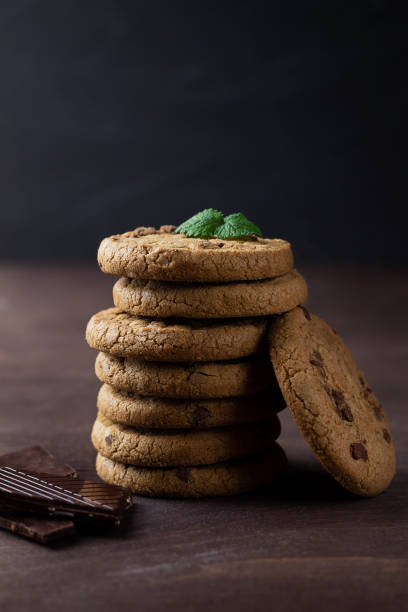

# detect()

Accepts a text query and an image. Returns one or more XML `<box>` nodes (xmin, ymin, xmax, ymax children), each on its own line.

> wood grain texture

<box><xmin>0</xmin><ymin>264</ymin><xmax>406</xmax><ymax>612</ymax></box>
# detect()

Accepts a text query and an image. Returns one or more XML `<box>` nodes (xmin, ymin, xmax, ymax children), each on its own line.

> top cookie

<box><xmin>269</xmin><ymin>307</ymin><xmax>396</xmax><ymax>497</ymax></box>
<box><xmin>98</xmin><ymin>226</ymin><xmax>293</xmax><ymax>282</ymax></box>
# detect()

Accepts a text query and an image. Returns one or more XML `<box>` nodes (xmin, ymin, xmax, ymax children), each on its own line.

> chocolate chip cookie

<box><xmin>96</xmin><ymin>444</ymin><xmax>287</xmax><ymax>497</ymax></box>
<box><xmin>92</xmin><ymin>413</ymin><xmax>280</xmax><ymax>467</ymax></box>
<box><xmin>86</xmin><ymin>308</ymin><xmax>268</xmax><ymax>361</ymax></box>
<box><xmin>95</xmin><ymin>352</ymin><xmax>274</xmax><ymax>399</ymax></box>
<box><xmin>269</xmin><ymin>306</ymin><xmax>396</xmax><ymax>496</ymax></box>
<box><xmin>97</xmin><ymin>383</ymin><xmax>285</xmax><ymax>429</ymax></box>
<box><xmin>98</xmin><ymin>226</ymin><xmax>293</xmax><ymax>282</ymax></box>
<box><xmin>112</xmin><ymin>269</ymin><xmax>308</xmax><ymax>319</ymax></box>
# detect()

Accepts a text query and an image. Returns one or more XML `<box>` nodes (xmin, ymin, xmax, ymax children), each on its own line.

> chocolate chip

<box><xmin>331</xmin><ymin>390</ymin><xmax>345</xmax><ymax>402</ymax></box>
<box><xmin>372</xmin><ymin>403</ymin><xmax>383</xmax><ymax>420</ymax></box>
<box><xmin>322</xmin><ymin>383</ymin><xmax>332</xmax><ymax>396</ymax></box>
<box><xmin>191</xmin><ymin>405</ymin><xmax>212</xmax><ymax>427</ymax></box>
<box><xmin>132</xmin><ymin>226</ymin><xmax>157</xmax><ymax>237</ymax></box>
<box><xmin>313</xmin><ymin>350</ymin><xmax>323</xmax><ymax>362</ymax></box>
<box><xmin>309</xmin><ymin>351</ymin><xmax>326</xmax><ymax>378</ymax></box>
<box><xmin>105</xmin><ymin>435</ymin><xmax>112</xmax><ymax>446</ymax></box>
<box><xmin>310</xmin><ymin>359</ymin><xmax>322</xmax><ymax>368</ymax></box>
<box><xmin>383</xmin><ymin>429</ymin><xmax>391</xmax><ymax>443</ymax></box>
<box><xmin>176</xmin><ymin>467</ymin><xmax>191</xmax><ymax>483</ymax></box>
<box><xmin>359</xmin><ymin>376</ymin><xmax>365</xmax><ymax>386</ymax></box>
<box><xmin>350</xmin><ymin>443</ymin><xmax>368</xmax><ymax>461</ymax></box>
<box><xmin>198</xmin><ymin>241</ymin><xmax>222</xmax><ymax>249</ymax></box>
<box><xmin>338</xmin><ymin>403</ymin><xmax>354</xmax><ymax>422</ymax></box>
<box><xmin>330</xmin><ymin>389</ymin><xmax>354</xmax><ymax>422</ymax></box>
<box><xmin>300</xmin><ymin>306</ymin><xmax>311</xmax><ymax>320</ymax></box>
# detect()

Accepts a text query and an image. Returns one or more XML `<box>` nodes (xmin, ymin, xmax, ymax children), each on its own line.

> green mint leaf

<box><xmin>214</xmin><ymin>213</ymin><xmax>262</xmax><ymax>239</ymax></box>
<box><xmin>175</xmin><ymin>208</ymin><xmax>224</xmax><ymax>238</ymax></box>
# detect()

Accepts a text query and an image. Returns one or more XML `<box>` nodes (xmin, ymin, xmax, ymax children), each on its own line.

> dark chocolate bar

<box><xmin>0</xmin><ymin>467</ymin><xmax>133</xmax><ymax>526</ymax></box>
<box><xmin>0</xmin><ymin>446</ymin><xmax>77</xmax><ymax>543</ymax></box>
<box><xmin>0</xmin><ymin>513</ymin><xmax>75</xmax><ymax>544</ymax></box>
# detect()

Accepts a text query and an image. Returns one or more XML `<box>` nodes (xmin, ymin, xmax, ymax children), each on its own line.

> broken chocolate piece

<box><xmin>0</xmin><ymin>467</ymin><xmax>133</xmax><ymax>526</ymax></box>
<box><xmin>0</xmin><ymin>446</ymin><xmax>77</xmax><ymax>543</ymax></box>
<box><xmin>0</xmin><ymin>513</ymin><xmax>75</xmax><ymax>544</ymax></box>
<box><xmin>0</xmin><ymin>446</ymin><xmax>76</xmax><ymax>478</ymax></box>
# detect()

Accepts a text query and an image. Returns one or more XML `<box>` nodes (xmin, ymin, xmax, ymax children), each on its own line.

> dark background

<box><xmin>1</xmin><ymin>1</ymin><xmax>406</xmax><ymax>263</ymax></box>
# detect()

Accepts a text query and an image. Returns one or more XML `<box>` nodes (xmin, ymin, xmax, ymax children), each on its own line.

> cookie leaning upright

<box><xmin>98</xmin><ymin>227</ymin><xmax>293</xmax><ymax>282</ymax></box>
<box><xmin>268</xmin><ymin>306</ymin><xmax>396</xmax><ymax>497</ymax></box>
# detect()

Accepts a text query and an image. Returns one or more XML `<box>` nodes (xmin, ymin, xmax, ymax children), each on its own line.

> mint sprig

<box><xmin>175</xmin><ymin>208</ymin><xmax>223</xmax><ymax>238</ymax></box>
<box><xmin>175</xmin><ymin>209</ymin><xmax>262</xmax><ymax>240</ymax></box>
<box><xmin>215</xmin><ymin>213</ymin><xmax>262</xmax><ymax>240</ymax></box>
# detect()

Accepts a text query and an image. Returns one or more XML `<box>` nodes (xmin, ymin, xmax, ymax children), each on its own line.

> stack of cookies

<box><xmin>86</xmin><ymin>225</ymin><xmax>308</xmax><ymax>497</ymax></box>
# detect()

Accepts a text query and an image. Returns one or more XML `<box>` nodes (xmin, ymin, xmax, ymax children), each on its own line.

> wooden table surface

<box><xmin>0</xmin><ymin>264</ymin><xmax>406</xmax><ymax>612</ymax></box>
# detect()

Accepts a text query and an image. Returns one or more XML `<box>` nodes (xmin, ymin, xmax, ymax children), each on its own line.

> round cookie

<box><xmin>86</xmin><ymin>308</ymin><xmax>268</xmax><ymax>361</ymax></box>
<box><xmin>97</xmin><ymin>384</ymin><xmax>285</xmax><ymax>429</ymax></box>
<box><xmin>98</xmin><ymin>226</ymin><xmax>293</xmax><ymax>282</ymax></box>
<box><xmin>95</xmin><ymin>352</ymin><xmax>274</xmax><ymax>399</ymax></box>
<box><xmin>96</xmin><ymin>444</ymin><xmax>288</xmax><ymax>498</ymax></box>
<box><xmin>113</xmin><ymin>270</ymin><xmax>308</xmax><ymax>319</ymax></box>
<box><xmin>92</xmin><ymin>413</ymin><xmax>280</xmax><ymax>467</ymax></box>
<box><xmin>268</xmin><ymin>306</ymin><xmax>396</xmax><ymax>497</ymax></box>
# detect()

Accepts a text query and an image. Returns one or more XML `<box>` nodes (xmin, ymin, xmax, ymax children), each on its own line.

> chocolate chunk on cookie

<box><xmin>98</xmin><ymin>228</ymin><xmax>293</xmax><ymax>282</ymax></box>
<box><xmin>112</xmin><ymin>270</ymin><xmax>308</xmax><ymax>319</ymax></box>
<box><xmin>96</xmin><ymin>444</ymin><xmax>288</xmax><ymax>498</ymax></box>
<box><xmin>92</xmin><ymin>413</ymin><xmax>281</xmax><ymax>467</ymax></box>
<box><xmin>86</xmin><ymin>308</ymin><xmax>268</xmax><ymax>361</ymax></box>
<box><xmin>268</xmin><ymin>307</ymin><xmax>396</xmax><ymax>497</ymax></box>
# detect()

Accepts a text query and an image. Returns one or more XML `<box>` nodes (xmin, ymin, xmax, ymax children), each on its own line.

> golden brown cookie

<box><xmin>269</xmin><ymin>306</ymin><xmax>396</xmax><ymax>497</ymax></box>
<box><xmin>96</xmin><ymin>444</ymin><xmax>287</xmax><ymax>497</ymax></box>
<box><xmin>112</xmin><ymin>270</ymin><xmax>308</xmax><ymax>319</ymax></box>
<box><xmin>97</xmin><ymin>383</ymin><xmax>285</xmax><ymax>429</ymax></box>
<box><xmin>86</xmin><ymin>308</ymin><xmax>268</xmax><ymax>361</ymax></box>
<box><xmin>98</xmin><ymin>226</ymin><xmax>293</xmax><ymax>282</ymax></box>
<box><xmin>95</xmin><ymin>352</ymin><xmax>273</xmax><ymax>399</ymax></box>
<box><xmin>92</xmin><ymin>413</ymin><xmax>280</xmax><ymax>467</ymax></box>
